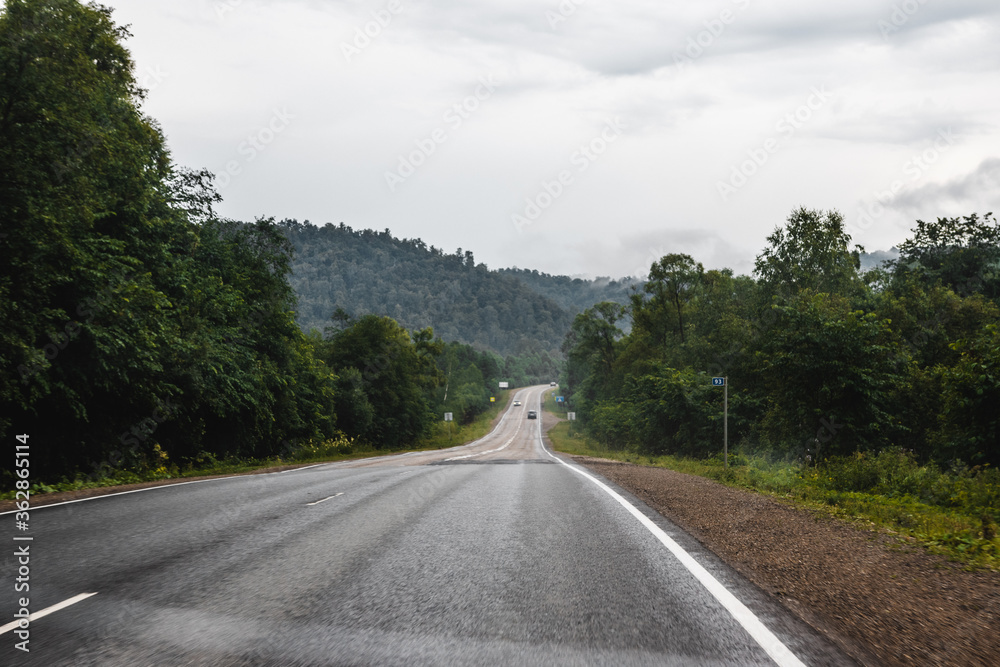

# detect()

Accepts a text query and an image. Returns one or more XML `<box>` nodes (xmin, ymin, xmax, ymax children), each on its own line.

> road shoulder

<box><xmin>563</xmin><ymin>455</ymin><xmax>1000</xmax><ymax>667</ymax></box>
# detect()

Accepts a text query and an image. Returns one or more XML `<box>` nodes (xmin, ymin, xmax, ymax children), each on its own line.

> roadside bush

<box><xmin>815</xmin><ymin>450</ymin><xmax>1000</xmax><ymax>520</ymax></box>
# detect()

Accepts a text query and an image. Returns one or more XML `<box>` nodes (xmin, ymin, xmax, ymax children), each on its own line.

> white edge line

<box><xmin>0</xmin><ymin>476</ymin><xmax>241</xmax><ymax>516</ymax></box>
<box><xmin>306</xmin><ymin>493</ymin><xmax>343</xmax><ymax>506</ymax></box>
<box><xmin>0</xmin><ymin>592</ymin><xmax>98</xmax><ymax>635</ymax></box>
<box><xmin>538</xmin><ymin>411</ymin><xmax>805</xmax><ymax>667</ymax></box>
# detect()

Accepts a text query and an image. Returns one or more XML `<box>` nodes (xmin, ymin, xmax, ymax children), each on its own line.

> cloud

<box><xmin>889</xmin><ymin>158</ymin><xmax>1000</xmax><ymax>216</ymax></box>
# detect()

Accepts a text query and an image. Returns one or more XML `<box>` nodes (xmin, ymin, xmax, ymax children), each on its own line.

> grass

<box><xmin>2</xmin><ymin>391</ymin><xmax>512</xmax><ymax>500</ymax></box>
<box><xmin>544</xmin><ymin>405</ymin><xmax>1000</xmax><ymax>570</ymax></box>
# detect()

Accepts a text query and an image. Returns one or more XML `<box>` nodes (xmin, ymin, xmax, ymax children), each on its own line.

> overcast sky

<box><xmin>107</xmin><ymin>0</ymin><xmax>1000</xmax><ymax>279</ymax></box>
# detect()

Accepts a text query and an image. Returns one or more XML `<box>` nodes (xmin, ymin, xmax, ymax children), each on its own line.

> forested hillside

<box><xmin>283</xmin><ymin>220</ymin><xmax>634</xmax><ymax>356</ymax></box>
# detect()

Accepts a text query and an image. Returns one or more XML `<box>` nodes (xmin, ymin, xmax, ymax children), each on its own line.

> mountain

<box><xmin>282</xmin><ymin>220</ymin><xmax>634</xmax><ymax>356</ymax></box>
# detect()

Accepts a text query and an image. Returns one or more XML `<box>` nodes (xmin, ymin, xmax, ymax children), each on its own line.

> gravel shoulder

<box><xmin>565</xmin><ymin>455</ymin><xmax>1000</xmax><ymax>666</ymax></box>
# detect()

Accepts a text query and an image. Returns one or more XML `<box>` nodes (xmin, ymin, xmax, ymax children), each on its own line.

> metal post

<box><xmin>724</xmin><ymin>377</ymin><xmax>728</xmax><ymax>470</ymax></box>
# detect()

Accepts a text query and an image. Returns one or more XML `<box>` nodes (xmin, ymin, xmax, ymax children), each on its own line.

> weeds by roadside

<box><xmin>546</xmin><ymin>418</ymin><xmax>1000</xmax><ymax>570</ymax></box>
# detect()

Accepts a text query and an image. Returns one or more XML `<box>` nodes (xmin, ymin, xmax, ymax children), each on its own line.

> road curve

<box><xmin>1</xmin><ymin>385</ymin><xmax>854</xmax><ymax>665</ymax></box>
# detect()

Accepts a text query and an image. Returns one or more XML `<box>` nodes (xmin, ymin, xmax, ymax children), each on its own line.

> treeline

<box><xmin>564</xmin><ymin>207</ymin><xmax>1000</xmax><ymax>467</ymax></box>
<box><xmin>0</xmin><ymin>1</ymin><xmax>548</xmax><ymax>485</ymax></box>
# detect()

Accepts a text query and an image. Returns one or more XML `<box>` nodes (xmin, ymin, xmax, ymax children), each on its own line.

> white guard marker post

<box><xmin>712</xmin><ymin>377</ymin><xmax>728</xmax><ymax>469</ymax></box>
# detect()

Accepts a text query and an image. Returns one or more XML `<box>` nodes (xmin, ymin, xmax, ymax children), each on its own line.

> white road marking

<box><xmin>445</xmin><ymin>419</ymin><xmax>523</xmax><ymax>461</ymax></box>
<box><xmin>306</xmin><ymin>493</ymin><xmax>343</xmax><ymax>506</ymax></box>
<box><xmin>0</xmin><ymin>477</ymin><xmax>238</xmax><ymax>515</ymax></box>
<box><xmin>538</xmin><ymin>404</ymin><xmax>805</xmax><ymax>667</ymax></box>
<box><xmin>272</xmin><ymin>463</ymin><xmax>328</xmax><ymax>474</ymax></box>
<box><xmin>0</xmin><ymin>592</ymin><xmax>98</xmax><ymax>635</ymax></box>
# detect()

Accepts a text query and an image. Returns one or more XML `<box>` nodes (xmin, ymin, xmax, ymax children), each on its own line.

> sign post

<box><xmin>712</xmin><ymin>377</ymin><xmax>728</xmax><ymax>469</ymax></box>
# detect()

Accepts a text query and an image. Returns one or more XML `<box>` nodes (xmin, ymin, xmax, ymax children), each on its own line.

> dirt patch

<box><xmin>571</xmin><ymin>456</ymin><xmax>1000</xmax><ymax>666</ymax></box>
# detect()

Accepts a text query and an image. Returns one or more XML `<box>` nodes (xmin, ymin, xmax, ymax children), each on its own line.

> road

<box><xmin>1</xmin><ymin>385</ymin><xmax>854</xmax><ymax>666</ymax></box>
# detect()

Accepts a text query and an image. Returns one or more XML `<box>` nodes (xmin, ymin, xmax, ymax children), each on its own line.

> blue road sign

<box><xmin>712</xmin><ymin>377</ymin><xmax>726</xmax><ymax>386</ymax></box>
<box><xmin>556</xmin><ymin>396</ymin><xmax>565</xmax><ymax>403</ymax></box>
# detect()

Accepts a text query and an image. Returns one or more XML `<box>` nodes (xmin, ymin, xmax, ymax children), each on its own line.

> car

<box><xmin>527</xmin><ymin>410</ymin><xmax>537</xmax><ymax>419</ymax></box>
<box><xmin>513</xmin><ymin>400</ymin><xmax>521</xmax><ymax>406</ymax></box>
<box><xmin>550</xmin><ymin>381</ymin><xmax>557</xmax><ymax>386</ymax></box>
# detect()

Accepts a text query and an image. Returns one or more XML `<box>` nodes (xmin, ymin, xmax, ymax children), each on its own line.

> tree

<box><xmin>933</xmin><ymin>323</ymin><xmax>1000</xmax><ymax>465</ymax></box>
<box><xmin>755</xmin><ymin>292</ymin><xmax>902</xmax><ymax>457</ymax></box>
<box><xmin>322</xmin><ymin>315</ymin><xmax>442</xmax><ymax>447</ymax></box>
<box><xmin>562</xmin><ymin>302</ymin><xmax>626</xmax><ymax>414</ymax></box>
<box><xmin>891</xmin><ymin>212</ymin><xmax>1000</xmax><ymax>300</ymax></box>
<box><xmin>754</xmin><ymin>207</ymin><xmax>864</xmax><ymax>299</ymax></box>
<box><xmin>632</xmin><ymin>253</ymin><xmax>703</xmax><ymax>346</ymax></box>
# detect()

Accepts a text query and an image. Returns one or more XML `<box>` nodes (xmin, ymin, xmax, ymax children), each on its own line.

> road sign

<box><xmin>556</xmin><ymin>396</ymin><xmax>564</xmax><ymax>403</ymax></box>
<box><xmin>712</xmin><ymin>377</ymin><xmax>729</xmax><ymax>468</ymax></box>
<box><xmin>490</xmin><ymin>397</ymin><xmax>495</xmax><ymax>403</ymax></box>
<box><xmin>499</xmin><ymin>381</ymin><xmax>509</xmax><ymax>389</ymax></box>
<box><xmin>567</xmin><ymin>412</ymin><xmax>576</xmax><ymax>421</ymax></box>
<box><xmin>444</xmin><ymin>413</ymin><xmax>453</xmax><ymax>422</ymax></box>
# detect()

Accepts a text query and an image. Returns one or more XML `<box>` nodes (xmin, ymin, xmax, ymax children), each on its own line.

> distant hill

<box><xmin>859</xmin><ymin>248</ymin><xmax>900</xmax><ymax>271</ymax></box>
<box><xmin>497</xmin><ymin>268</ymin><xmax>638</xmax><ymax>315</ymax></box>
<box><xmin>281</xmin><ymin>221</ymin><xmax>632</xmax><ymax>356</ymax></box>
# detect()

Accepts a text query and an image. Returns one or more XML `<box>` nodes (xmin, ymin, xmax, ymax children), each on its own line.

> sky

<box><xmin>106</xmin><ymin>0</ymin><xmax>1000</xmax><ymax>279</ymax></box>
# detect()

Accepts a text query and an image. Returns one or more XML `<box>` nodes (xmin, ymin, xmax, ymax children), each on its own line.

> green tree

<box><xmin>754</xmin><ymin>207</ymin><xmax>864</xmax><ymax>300</ymax></box>
<box><xmin>755</xmin><ymin>292</ymin><xmax>902</xmax><ymax>457</ymax></box>
<box><xmin>631</xmin><ymin>253</ymin><xmax>703</xmax><ymax>347</ymax></box>
<box><xmin>891</xmin><ymin>212</ymin><xmax>1000</xmax><ymax>300</ymax></box>
<box><xmin>323</xmin><ymin>315</ymin><xmax>442</xmax><ymax>447</ymax></box>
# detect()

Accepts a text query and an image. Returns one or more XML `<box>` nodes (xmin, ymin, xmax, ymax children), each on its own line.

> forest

<box><xmin>562</xmin><ymin>207</ymin><xmax>1000</xmax><ymax>468</ymax></box>
<box><xmin>283</xmin><ymin>219</ymin><xmax>635</xmax><ymax>356</ymax></box>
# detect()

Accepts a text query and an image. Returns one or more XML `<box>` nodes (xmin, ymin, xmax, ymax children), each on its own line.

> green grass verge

<box><xmin>544</xmin><ymin>407</ymin><xmax>1000</xmax><ymax>571</ymax></box>
<box><xmin>3</xmin><ymin>391</ymin><xmax>513</xmax><ymax>500</ymax></box>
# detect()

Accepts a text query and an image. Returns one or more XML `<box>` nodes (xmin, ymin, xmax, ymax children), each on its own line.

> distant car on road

<box><xmin>527</xmin><ymin>410</ymin><xmax>537</xmax><ymax>419</ymax></box>
<box><xmin>549</xmin><ymin>381</ymin><xmax>557</xmax><ymax>386</ymax></box>
<box><xmin>514</xmin><ymin>400</ymin><xmax>521</xmax><ymax>406</ymax></box>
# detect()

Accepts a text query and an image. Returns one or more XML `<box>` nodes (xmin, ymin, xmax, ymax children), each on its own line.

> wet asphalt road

<box><xmin>1</xmin><ymin>385</ymin><xmax>855</xmax><ymax>665</ymax></box>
